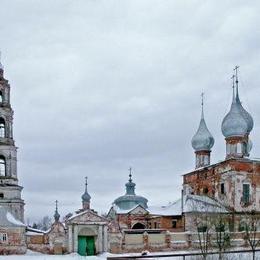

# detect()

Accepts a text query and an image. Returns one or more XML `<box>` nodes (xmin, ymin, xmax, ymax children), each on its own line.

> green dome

<box><xmin>113</xmin><ymin>172</ymin><xmax>148</xmax><ymax>210</ymax></box>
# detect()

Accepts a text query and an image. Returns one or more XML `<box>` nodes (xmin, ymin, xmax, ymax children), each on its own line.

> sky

<box><xmin>1</xmin><ymin>0</ymin><xmax>260</xmax><ymax>223</ymax></box>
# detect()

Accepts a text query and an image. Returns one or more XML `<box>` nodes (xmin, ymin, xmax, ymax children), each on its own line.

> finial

<box><xmin>85</xmin><ymin>176</ymin><xmax>88</xmax><ymax>186</ymax></box>
<box><xmin>54</xmin><ymin>200</ymin><xmax>60</xmax><ymax>222</ymax></box>
<box><xmin>234</xmin><ymin>66</ymin><xmax>240</xmax><ymax>98</ymax></box>
<box><xmin>129</xmin><ymin>167</ymin><xmax>132</xmax><ymax>182</ymax></box>
<box><xmin>201</xmin><ymin>92</ymin><xmax>204</xmax><ymax>118</ymax></box>
<box><xmin>231</xmin><ymin>74</ymin><xmax>235</xmax><ymax>102</ymax></box>
<box><xmin>234</xmin><ymin>66</ymin><xmax>239</xmax><ymax>85</ymax></box>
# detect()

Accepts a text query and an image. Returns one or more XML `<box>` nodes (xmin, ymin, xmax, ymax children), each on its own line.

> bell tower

<box><xmin>0</xmin><ymin>56</ymin><xmax>24</xmax><ymax>222</ymax></box>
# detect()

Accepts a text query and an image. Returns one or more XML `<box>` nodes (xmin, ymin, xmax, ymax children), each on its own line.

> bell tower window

<box><xmin>0</xmin><ymin>91</ymin><xmax>3</xmax><ymax>103</ymax></box>
<box><xmin>0</xmin><ymin>156</ymin><xmax>6</xmax><ymax>176</ymax></box>
<box><xmin>0</xmin><ymin>118</ymin><xmax>5</xmax><ymax>138</ymax></box>
<box><xmin>242</xmin><ymin>184</ymin><xmax>250</xmax><ymax>205</ymax></box>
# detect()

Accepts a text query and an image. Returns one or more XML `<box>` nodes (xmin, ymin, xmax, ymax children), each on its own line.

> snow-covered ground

<box><xmin>0</xmin><ymin>250</ymin><xmax>107</xmax><ymax>260</ymax></box>
<box><xmin>0</xmin><ymin>250</ymin><xmax>259</xmax><ymax>259</ymax></box>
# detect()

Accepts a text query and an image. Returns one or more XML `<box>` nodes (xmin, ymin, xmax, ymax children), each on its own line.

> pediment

<box><xmin>129</xmin><ymin>205</ymin><xmax>149</xmax><ymax>215</ymax></box>
<box><xmin>69</xmin><ymin>210</ymin><xmax>107</xmax><ymax>224</ymax></box>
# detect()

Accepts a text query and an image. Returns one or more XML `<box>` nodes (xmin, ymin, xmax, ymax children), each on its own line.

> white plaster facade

<box><xmin>66</xmin><ymin>210</ymin><xmax>108</xmax><ymax>254</ymax></box>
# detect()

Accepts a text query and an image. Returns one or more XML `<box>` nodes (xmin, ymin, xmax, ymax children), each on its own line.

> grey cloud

<box><xmin>1</xmin><ymin>0</ymin><xmax>260</xmax><ymax>222</ymax></box>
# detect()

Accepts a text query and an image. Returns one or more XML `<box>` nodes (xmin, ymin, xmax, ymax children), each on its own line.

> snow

<box><xmin>0</xmin><ymin>250</ymin><xmax>259</xmax><ymax>259</ymax></box>
<box><xmin>6</xmin><ymin>212</ymin><xmax>26</xmax><ymax>227</ymax></box>
<box><xmin>26</xmin><ymin>232</ymin><xmax>44</xmax><ymax>236</ymax></box>
<box><xmin>0</xmin><ymin>251</ymin><xmax>108</xmax><ymax>259</ymax></box>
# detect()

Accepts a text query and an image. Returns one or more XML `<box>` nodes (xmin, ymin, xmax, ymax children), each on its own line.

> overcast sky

<box><xmin>1</xmin><ymin>0</ymin><xmax>260</xmax><ymax>223</ymax></box>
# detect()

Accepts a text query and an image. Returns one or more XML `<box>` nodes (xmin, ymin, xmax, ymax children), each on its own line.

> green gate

<box><xmin>78</xmin><ymin>236</ymin><xmax>95</xmax><ymax>256</ymax></box>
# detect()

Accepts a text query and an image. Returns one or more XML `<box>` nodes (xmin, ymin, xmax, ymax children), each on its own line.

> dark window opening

<box><xmin>0</xmin><ymin>193</ymin><xmax>3</xmax><ymax>198</ymax></box>
<box><xmin>172</xmin><ymin>220</ymin><xmax>177</xmax><ymax>228</ymax></box>
<box><xmin>242</xmin><ymin>184</ymin><xmax>250</xmax><ymax>204</ymax></box>
<box><xmin>220</xmin><ymin>183</ymin><xmax>225</xmax><ymax>194</ymax></box>
<box><xmin>0</xmin><ymin>156</ymin><xmax>6</xmax><ymax>176</ymax></box>
<box><xmin>197</xmin><ymin>225</ymin><xmax>207</xmax><ymax>233</ymax></box>
<box><xmin>154</xmin><ymin>222</ymin><xmax>157</xmax><ymax>228</ymax></box>
<box><xmin>203</xmin><ymin>187</ymin><xmax>209</xmax><ymax>194</ymax></box>
<box><xmin>0</xmin><ymin>91</ymin><xmax>2</xmax><ymax>103</ymax></box>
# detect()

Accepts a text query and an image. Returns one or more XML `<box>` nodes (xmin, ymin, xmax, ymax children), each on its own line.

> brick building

<box><xmin>183</xmin><ymin>69</ymin><xmax>260</xmax><ymax>231</ymax></box>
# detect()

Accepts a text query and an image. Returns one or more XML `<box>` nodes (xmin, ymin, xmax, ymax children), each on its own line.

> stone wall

<box><xmin>109</xmin><ymin>230</ymin><xmax>171</xmax><ymax>253</ymax></box>
<box><xmin>0</xmin><ymin>227</ymin><xmax>26</xmax><ymax>255</ymax></box>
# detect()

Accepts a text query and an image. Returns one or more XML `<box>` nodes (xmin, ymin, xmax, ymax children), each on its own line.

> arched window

<box><xmin>0</xmin><ymin>118</ymin><xmax>5</xmax><ymax>138</ymax></box>
<box><xmin>0</xmin><ymin>91</ymin><xmax>3</xmax><ymax>103</ymax></box>
<box><xmin>0</xmin><ymin>156</ymin><xmax>6</xmax><ymax>176</ymax></box>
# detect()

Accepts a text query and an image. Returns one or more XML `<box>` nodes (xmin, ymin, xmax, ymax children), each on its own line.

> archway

<box><xmin>132</xmin><ymin>222</ymin><xmax>146</xmax><ymax>229</ymax></box>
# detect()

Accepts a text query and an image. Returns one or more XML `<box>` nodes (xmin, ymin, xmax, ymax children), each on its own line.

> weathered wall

<box><xmin>0</xmin><ymin>227</ymin><xmax>26</xmax><ymax>255</ymax></box>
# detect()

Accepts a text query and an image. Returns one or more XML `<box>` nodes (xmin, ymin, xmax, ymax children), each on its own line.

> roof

<box><xmin>67</xmin><ymin>209</ymin><xmax>108</xmax><ymax>223</ymax></box>
<box><xmin>0</xmin><ymin>207</ymin><xmax>25</xmax><ymax>227</ymax></box>
<box><xmin>183</xmin><ymin>156</ymin><xmax>260</xmax><ymax>177</ymax></box>
<box><xmin>110</xmin><ymin>195</ymin><xmax>228</xmax><ymax>217</ymax></box>
<box><xmin>149</xmin><ymin>195</ymin><xmax>228</xmax><ymax>216</ymax></box>
<box><xmin>111</xmin><ymin>204</ymin><xmax>149</xmax><ymax>215</ymax></box>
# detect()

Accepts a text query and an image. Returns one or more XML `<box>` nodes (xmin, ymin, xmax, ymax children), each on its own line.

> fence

<box><xmin>107</xmin><ymin>248</ymin><xmax>260</xmax><ymax>259</ymax></box>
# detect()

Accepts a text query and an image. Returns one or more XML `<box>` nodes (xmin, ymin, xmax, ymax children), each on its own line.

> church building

<box><xmin>183</xmin><ymin>68</ymin><xmax>260</xmax><ymax>230</ymax></box>
<box><xmin>0</xmin><ymin>58</ymin><xmax>26</xmax><ymax>254</ymax></box>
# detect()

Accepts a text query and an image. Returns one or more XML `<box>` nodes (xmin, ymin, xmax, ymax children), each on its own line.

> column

<box><xmin>73</xmin><ymin>225</ymin><xmax>78</xmax><ymax>252</ymax></box>
<box><xmin>98</xmin><ymin>225</ymin><xmax>103</xmax><ymax>253</ymax></box>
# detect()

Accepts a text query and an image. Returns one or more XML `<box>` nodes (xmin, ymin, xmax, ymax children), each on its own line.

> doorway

<box><xmin>78</xmin><ymin>236</ymin><xmax>95</xmax><ymax>256</ymax></box>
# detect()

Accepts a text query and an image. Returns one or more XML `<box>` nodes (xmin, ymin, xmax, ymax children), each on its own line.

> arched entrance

<box><xmin>132</xmin><ymin>222</ymin><xmax>146</xmax><ymax>229</ymax></box>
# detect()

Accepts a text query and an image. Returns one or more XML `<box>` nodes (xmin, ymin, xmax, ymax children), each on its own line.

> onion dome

<box><xmin>113</xmin><ymin>169</ymin><xmax>148</xmax><ymax>210</ymax></box>
<box><xmin>81</xmin><ymin>177</ymin><xmax>91</xmax><ymax>202</ymax></box>
<box><xmin>191</xmin><ymin>94</ymin><xmax>214</xmax><ymax>151</ymax></box>
<box><xmin>54</xmin><ymin>200</ymin><xmax>60</xmax><ymax>222</ymax></box>
<box><xmin>222</xmin><ymin>72</ymin><xmax>253</xmax><ymax>138</ymax></box>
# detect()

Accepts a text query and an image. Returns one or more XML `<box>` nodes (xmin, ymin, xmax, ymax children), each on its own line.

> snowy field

<box><xmin>0</xmin><ymin>250</ymin><xmax>260</xmax><ymax>259</ymax></box>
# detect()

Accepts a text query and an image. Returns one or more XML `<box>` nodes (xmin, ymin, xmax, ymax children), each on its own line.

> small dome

<box><xmin>81</xmin><ymin>177</ymin><xmax>91</xmax><ymax>202</ymax></box>
<box><xmin>191</xmin><ymin>97</ymin><xmax>214</xmax><ymax>152</ymax></box>
<box><xmin>191</xmin><ymin>117</ymin><xmax>214</xmax><ymax>151</ymax></box>
<box><xmin>82</xmin><ymin>192</ymin><xmax>91</xmax><ymax>202</ymax></box>
<box><xmin>113</xmin><ymin>172</ymin><xmax>148</xmax><ymax>210</ymax></box>
<box><xmin>222</xmin><ymin>87</ymin><xmax>252</xmax><ymax>138</ymax></box>
<box><xmin>114</xmin><ymin>195</ymin><xmax>148</xmax><ymax>210</ymax></box>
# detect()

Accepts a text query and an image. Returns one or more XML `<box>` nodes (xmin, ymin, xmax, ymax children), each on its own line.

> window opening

<box><xmin>0</xmin><ymin>157</ymin><xmax>6</xmax><ymax>176</ymax></box>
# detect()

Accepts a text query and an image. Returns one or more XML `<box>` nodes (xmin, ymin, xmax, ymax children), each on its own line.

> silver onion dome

<box><xmin>81</xmin><ymin>177</ymin><xmax>91</xmax><ymax>202</ymax></box>
<box><xmin>191</xmin><ymin>95</ymin><xmax>214</xmax><ymax>151</ymax></box>
<box><xmin>222</xmin><ymin>73</ymin><xmax>253</xmax><ymax>138</ymax></box>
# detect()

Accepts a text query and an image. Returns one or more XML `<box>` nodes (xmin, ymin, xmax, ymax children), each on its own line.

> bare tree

<box><xmin>212</xmin><ymin>214</ymin><xmax>231</xmax><ymax>260</ymax></box>
<box><xmin>36</xmin><ymin>215</ymin><xmax>52</xmax><ymax>231</ymax></box>
<box><xmin>187</xmin><ymin>195</ymin><xmax>231</xmax><ymax>260</ymax></box>
<box><xmin>243</xmin><ymin>210</ymin><xmax>260</xmax><ymax>260</ymax></box>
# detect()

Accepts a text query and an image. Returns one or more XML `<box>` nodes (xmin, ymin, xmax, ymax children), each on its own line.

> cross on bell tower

<box><xmin>0</xmin><ymin>54</ymin><xmax>24</xmax><ymax>222</ymax></box>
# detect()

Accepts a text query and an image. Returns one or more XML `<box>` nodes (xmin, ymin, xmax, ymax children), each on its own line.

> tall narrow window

<box><xmin>0</xmin><ymin>91</ymin><xmax>3</xmax><ymax>103</ymax></box>
<box><xmin>242</xmin><ymin>184</ymin><xmax>250</xmax><ymax>204</ymax></box>
<box><xmin>0</xmin><ymin>156</ymin><xmax>6</xmax><ymax>176</ymax></box>
<box><xmin>220</xmin><ymin>183</ymin><xmax>225</xmax><ymax>194</ymax></box>
<box><xmin>0</xmin><ymin>118</ymin><xmax>5</xmax><ymax>138</ymax></box>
